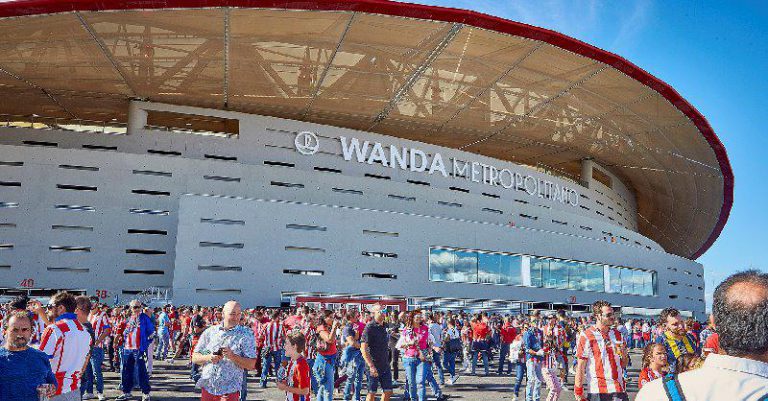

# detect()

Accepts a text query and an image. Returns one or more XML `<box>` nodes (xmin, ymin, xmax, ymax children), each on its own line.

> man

<box><xmin>85</xmin><ymin>300</ymin><xmax>111</xmax><ymax>400</ymax></box>
<box><xmin>637</xmin><ymin>270</ymin><xmax>768</xmax><ymax>401</ymax></box>
<box><xmin>116</xmin><ymin>300</ymin><xmax>155</xmax><ymax>401</ymax></box>
<box><xmin>7</xmin><ymin>295</ymin><xmax>47</xmax><ymax>346</ymax></box>
<box><xmin>428</xmin><ymin>314</ymin><xmax>446</xmax><ymax>385</ymax></box>
<box><xmin>74</xmin><ymin>297</ymin><xmax>96</xmax><ymax>400</ymax></box>
<box><xmin>654</xmin><ymin>307</ymin><xmax>700</xmax><ymax>373</ymax></box>
<box><xmin>259</xmin><ymin>310</ymin><xmax>285</xmax><ymax>388</ymax></box>
<box><xmin>523</xmin><ymin>313</ymin><xmax>545</xmax><ymax>401</ymax></box>
<box><xmin>155</xmin><ymin>305</ymin><xmax>172</xmax><ymax>361</ymax></box>
<box><xmin>39</xmin><ymin>291</ymin><xmax>93</xmax><ymax>401</ymax></box>
<box><xmin>192</xmin><ymin>301</ymin><xmax>257</xmax><ymax>401</ymax></box>
<box><xmin>361</xmin><ymin>304</ymin><xmax>394</xmax><ymax>401</ymax></box>
<box><xmin>498</xmin><ymin>316</ymin><xmax>516</xmax><ymax>375</ymax></box>
<box><xmin>0</xmin><ymin>311</ymin><xmax>57</xmax><ymax>400</ymax></box>
<box><xmin>470</xmin><ymin>313</ymin><xmax>491</xmax><ymax>376</ymax></box>
<box><xmin>573</xmin><ymin>300</ymin><xmax>628</xmax><ymax>401</ymax></box>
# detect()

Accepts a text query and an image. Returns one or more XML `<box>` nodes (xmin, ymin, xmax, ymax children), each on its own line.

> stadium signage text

<box><xmin>295</xmin><ymin>132</ymin><xmax>579</xmax><ymax>207</ymax></box>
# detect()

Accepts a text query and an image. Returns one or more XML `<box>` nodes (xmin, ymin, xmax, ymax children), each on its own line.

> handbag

<box><xmin>446</xmin><ymin>338</ymin><xmax>463</xmax><ymax>354</ymax></box>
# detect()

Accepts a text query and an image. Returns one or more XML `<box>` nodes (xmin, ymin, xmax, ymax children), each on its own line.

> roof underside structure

<box><xmin>0</xmin><ymin>0</ymin><xmax>733</xmax><ymax>260</ymax></box>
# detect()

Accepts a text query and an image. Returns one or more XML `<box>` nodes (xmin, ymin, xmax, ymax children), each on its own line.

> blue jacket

<box><xmin>137</xmin><ymin>313</ymin><xmax>156</xmax><ymax>354</ymax></box>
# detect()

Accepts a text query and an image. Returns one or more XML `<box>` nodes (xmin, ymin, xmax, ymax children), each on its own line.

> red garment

<box><xmin>471</xmin><ymin>321</ymin><xmax>490</xmax><ymax>340</ymax></box>
<box><xmin>316</xmin><ymin>324</ymin><xmax>337</xmax><ymax>356</ymax></box>
<box><xmin>575</xmin><ymin>326</ymin><xmax>625</xmax><ymax>394</ymax></box>
<box><xmin>638</xmin><ymin>367</ymin><xmax>663</xmax><ymax>389</ymax></box>
<box><xmin>201</xmin><ymin>388</ymin><xmax>239</xmax><ymax>401</ymax></box>
<box><xmin>500</xmin><ymin>325</ymin><xmax>517</xmax><ymax>344</ymax></box>
<box><xmin>284</xmin><ymin>357</ymin><xmax>311</xmax><ymax>401</ymax></box>
<box><xmin>704</xmin><ymin>333</ymin><xmax>720</xmax><ymax>354</ymax></box>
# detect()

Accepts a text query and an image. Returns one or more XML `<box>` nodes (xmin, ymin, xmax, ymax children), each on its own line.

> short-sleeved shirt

<box><xmin>361</xmin><ymin>321</ymin><xmax>389</xmax><ymax>372</ymax></box>
<box><xmin>342</xmin><ymin>323</ymin><xmax>359</xmax><ymax>345</ymax></box>
<box><xmin>316</xmin><ymin>325</ymin><xmax>337</xmax><ymax>356</ymax></box>
<box><xmin>194</xmin><ymin>324</ymin><xmax>257</xmax><ymax>396</ymax></box>
<box><xmin>655</xmin><ymin>331</ymin><xmax>700</xmax><ymax>373</ymax></box>
<box><xmin>39</xmin><ymin>315</ymin><xmax>93</xmax><ymax>395</ymax></box>
<box><xmin>284</xmin><ymin>357</ymin><xmax>311</xmax><ymax>401</ymax></box>
<box><xmin>157</xmin><ymin>312</ymin><xmax>171</xmax><ymax>333</ymax></box>
<box><xmin>575</xmin><ymin>326</ymin><xmax>625</xmax><ymax>394</ymax></box>
<box><xmin>0</xmin><ymin>347</ymin><xmax>57</xmax><ymax>401</ymax></box>
<box><xmin>471</xmin><ymin>321</ymin><xmax>490</xmax><ymax>340</ymax></box>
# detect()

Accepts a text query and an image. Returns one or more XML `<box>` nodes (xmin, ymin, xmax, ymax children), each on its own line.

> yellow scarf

<box><xmin>665</xmin><ymin>331</ymin><xmax>694</xmax><ymax>358</ymax></box>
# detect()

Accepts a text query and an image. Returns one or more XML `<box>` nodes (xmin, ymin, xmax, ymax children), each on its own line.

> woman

<box><xmin>460</xmin><ymin>319</ymin><xmax>472</xmax><ymax>373</ymax></box>
<box><xmin>312</xmin><ymin>310</ymin><xmax>339</xmax><ymax>401</ymax></box>
<box><xmin>442</xmin><ymin>318</ymin><xmax>461</xmax><ymax>385</ymax></box>
<box><xmin>638</xmin><ymin>343</ymin><xmax>668</xmax><ymax>389</ymax></box>
<box><xmin>397</xmin><ymin>311</ymin><xmax>445</xmax><ymax>401</ymax></box>
<box><xmin>541</xmin><ymin>335</ymin><xmax>562</xmax><ymax>401</ymax></box>
<box><xmin>509</xmin><ymin>326</ymin><xmax>527</xmax><ymax>400</ymax></box>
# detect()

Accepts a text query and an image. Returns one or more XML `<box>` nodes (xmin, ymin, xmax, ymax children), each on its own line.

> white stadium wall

<box><xmin>0</xmin><ymin>102</ymin><xmax>706</xmax><ymax>318</ymax></box>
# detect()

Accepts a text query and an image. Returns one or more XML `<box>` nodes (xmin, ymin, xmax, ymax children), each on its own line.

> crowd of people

<box><xmin>0</xmin><ymin>269</ymin><xmax>766</xmax><ymax>401</ymax></box>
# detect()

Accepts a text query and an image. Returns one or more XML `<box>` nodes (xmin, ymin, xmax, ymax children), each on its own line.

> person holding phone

<box><xmin>192</xmin><ymin>301</ymin><xmax>257</xmax><ymax>401</ymax></box>
<box><xmin>313</xmin><ymin>310</ymin><xmax>339</xmax><ymax>401</ymax></box>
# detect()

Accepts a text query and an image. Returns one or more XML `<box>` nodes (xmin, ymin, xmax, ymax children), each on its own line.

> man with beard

<box><xmin>573</xmin><ymin>300</ymin><xmax>629</xmax><ymax>401</ymax></box>
<box><xmin>0</xmin><ymin>311</ymin><xmax>57</xmax><ymax>400</ymax></box>
<box><xmin>654</xmin><ymin>308</ymin><xmax>700</xmax><ymax>373</ymax></box>
<box><xmin>39</xmin><ymin>291</ymin><xmax>93</xmax><ymax>401</ymax></box>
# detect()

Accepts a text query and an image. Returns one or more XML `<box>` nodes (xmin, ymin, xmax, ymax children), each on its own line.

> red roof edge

<box><xmin>0</xmin><ymin>0</ymin><xmax>733</xmax><ymax>260</ymax></box>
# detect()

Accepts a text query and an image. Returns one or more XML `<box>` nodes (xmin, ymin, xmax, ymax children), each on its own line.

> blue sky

<box><xmin>406</xmin><ymin>0</ymin><xmax>768</xmax><ymax>310</ymax></box>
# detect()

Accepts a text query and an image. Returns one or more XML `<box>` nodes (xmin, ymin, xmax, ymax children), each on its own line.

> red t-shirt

<box><xmin>285</xmin><ymin>357</ymin><xmax>311</xmax><ymax>401</ymax></box>
<box><xmin>638</xmin><ymin>367</ymin><xmax>663</xmax><ymax>389</ymax></box>
<box><xmin>471</xmin><ymin>321</ymin><xmax>490</xmax><ymax>340</ymax></box>
<box><xmin>317</xmin><ymin>324</ymin><xmax>337</xmax><ymax>356</ymax></box>
<box><xmin>500</xmin><ymin>325</ymin><xmax>517</xmax><ymax>344</ymax></box>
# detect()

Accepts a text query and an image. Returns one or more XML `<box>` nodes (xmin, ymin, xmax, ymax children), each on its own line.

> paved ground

<box><xmin>96</xmin><ymin>351</ymin><xmax>643</xmax><ymax>401</ymax></box>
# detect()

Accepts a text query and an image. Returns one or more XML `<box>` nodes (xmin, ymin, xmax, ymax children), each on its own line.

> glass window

<box><xmin>453</xmin><ymin>250</ymin><xmax>478</xmax><ymax>283</ymax></box>
<box><xmin>429</xmin><ymin>248</ymin><xmax>455</xmax><ymax>282</ymax></box>
<box><xmin>621</xmin><ymin>268</ymin><xmax>634</xmax><ymax>294</ymax></box>
<box><xmin>478</xmin><ymin>252</ymin><xmax>503</xmax><ymax>284</ymax></box>
<box><xmin>567</xmin><ymin>261</ymin><xmax>585</xmax><ymax>291</ymax></box>
<box><xmin>530</xmin><ymin>257</ymin><xmax>548</xmax><ymax>287</ymax></box>
<box><xmin>584</xmin><ymin>264</ymin><xmax>605</xmax><ymax>292</ymax></box>
<box><xmin>501</xmin><ymin>254</ymin><xmax>523</xmax><ymax>286</ymax></box>
<box><xmin>609</xmin><ymin>266</ymin><xmax>622</xmax><ymax>293</ymax></box>
<box><xmin>546</xmin><ymin>260</ymin><xmax>570</xmax><ymax>289</ymax></box>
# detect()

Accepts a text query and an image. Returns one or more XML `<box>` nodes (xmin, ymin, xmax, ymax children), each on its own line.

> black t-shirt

<box><xmin>83</xmin><ymin>321</ymin><xmax>95</xmax><ymax>352</ymax></box>
<box><xmin>361</xmin><ymin>321</ymin><xmax>389</xmax><ymax>372</ymax></box>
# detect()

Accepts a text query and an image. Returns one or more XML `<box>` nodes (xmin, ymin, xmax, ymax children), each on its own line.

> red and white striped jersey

<box><xmin>88</xmin><ymin>311</ymin><xmax>111</xmax><ymax>348</ymax></box>
<box><xmin>260</xmin><ymin>320</ymin><xmax>285</xmax><ymax>352</ymax></box>
<box><xmin>576</xmin><ymin>326</ymin><xmax>626</xmax><ymax>394</ymax></box>
<box><xmin>39</xmin><ymin>317</ymin><xmax>93</xmax><ymax>395</ymax></box>
<box><xmin>123</xmin><ymin>316</ymin><xmax>142</xmax><ymax>350</ymax></box>
<box><xmin>302</xmin><ymin>324</ymin><xmax>318</xmax><ymax>360</ymax></box>
<box><xmin>29</xmin><ymin>312</ymin><xmax>46</xmax><ymax>345</ymax></box>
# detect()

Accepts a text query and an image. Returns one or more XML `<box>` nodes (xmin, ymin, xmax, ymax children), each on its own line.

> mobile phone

<box><xmin>213</xmin><ymin>348</ymin><xmax>224</xmax><ymax>356</ymax></box>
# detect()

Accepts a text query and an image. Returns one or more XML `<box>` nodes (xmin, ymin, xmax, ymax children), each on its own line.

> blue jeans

<box><xmin>239</xmin><ymin>370</ymin><xmax>248</xmax><ymax>401</ymax></box>
<box><xmin>260</xmin><ymin>350</ymin><xmax>282</xmax><ymax>386</ymax></box>
<box><xmin>83</xmin><ymin>347</ymin><xmax>105</xmax><ymax>394</ymax></box>
<box><xmin>402</xmin><ymin>357</ymin><xmax>420</xmax><ymax>401</ymax></box>
<box><xmin>422</xmin><ymin>361</ymin><xmax>442</xmax><ymax>399</ymax></box>
<box><xmin>514</xmin><ymin>361</ymin><xmax>526</xmax><ymax>395</ymax></box>
<box><xmin>343</xmin><ymin>350</ymin><xmax>365</xmax><ymax>401</ymax></box>
<box><xmin>121</xmin><ymin>349</ymin><xmax>150</xmax><ymax>395</ymax></box>
<box><xmin>155</xmin><ymin>331</ymin><xmax>171</xmax><ymax>360</ymax></box>
<box><xmin>525</xmin><ymin>359</ymin><xmax>543</xmax><ymax>401</ymax></box>
<box><xmin>442</xmin><ymin>351</ymin><xmax>456</xmax><ymax>377</ymax></box>
<box><xmin>306</xmin><ymin>358</ymin><xmax>318</xmax><ymax>394</ymax></box>
<box><xmin>472</xmin><ymin>349</ymin><xmax>490</xmax><ymax>375</ymax></box>
<box><xmin>498</xmin><ymin>343</ymin><xmax>512</xmax><ymax>374</ymax></box>
<box><xmin>432</xmin><ymin>350</ymin><xmax>445</xmax><ymax>384</ymax></box>
<box><xmin>313</xmin><ymin>353</ymin><xmax>336</xmax><ymax>401</ymax></box>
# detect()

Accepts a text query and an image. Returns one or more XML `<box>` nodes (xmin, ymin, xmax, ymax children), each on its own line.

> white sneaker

<box><xmin>451</xmin><ymin>374</ymin><xmax>460</xmax><ymax>385</ymax></box>
<box><xmin>97</xmin><ymin>393</ymin><xmax>106</xmax><ymax>401</ymax></box>
<box><xmin>115</xmin><ymin>394</ymin><xmax>132</xmax><ymax>401</ymax></box>
<box><xmin>82</xmin><ymin>393</ymin><xmax>94</xmax><ymax>400</ymax></box>
<box><xmin>510</xmin><ymin>395</ymin><xmax>517</xmax><ymax>401</ymax></box>
<box><xmin>141</xmin><ymin>395</ymin><xmax>151</xmax><ymax>401</ymax></box>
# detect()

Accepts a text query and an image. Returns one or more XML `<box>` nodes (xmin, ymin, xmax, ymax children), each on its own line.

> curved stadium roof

<box><xmin>0</xmin><ymin>0</ymin><xmax>733</xmax><ymax>260</ymax></box>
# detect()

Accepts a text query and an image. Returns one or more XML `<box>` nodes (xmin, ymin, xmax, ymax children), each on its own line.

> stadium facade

<box><xmin>0</xmin><ymin>1</ymin><xmax>733</xmax><ymax>320</ymax></box>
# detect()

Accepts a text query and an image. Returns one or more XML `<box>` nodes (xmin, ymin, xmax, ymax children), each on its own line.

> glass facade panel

<box><xmin>478</xmin><ymin>252</ymin><xmax>503</xmax><ymax>284</ymax></box>
<box><xmin>501</xmin><ymin>254</ymin><xmax>523</xmax><ymax>286</ymax></box>
<box><xmin>454</xmin><ymin>250</ymin><xmax>478</xmax><ymax>283</ymax></box>
<box><xmin>429</xmin><ymin>246</ymin><xmax>656</xmax><ymax>296</ymax></box>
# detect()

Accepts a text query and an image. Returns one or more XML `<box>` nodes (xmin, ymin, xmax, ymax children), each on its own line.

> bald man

<box><xmin>637</xmin><ymin>270</ymin><xmax>768</xmax><ymax>401</ymax></box>
<box><xmin>193</xmin><ymin>301</ymin><xmax>257</xmax><ymax>401</ymax></box>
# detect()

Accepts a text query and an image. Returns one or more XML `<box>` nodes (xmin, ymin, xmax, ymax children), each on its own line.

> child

<box><xmin>541</xmin><ymin>335</ymin><xmax>562</xmax><ymax>401</ymax></box>
<box><xmin>278</xmin><ymin>332</ymin><xmax>311</xmax><ymax>401</ymax></box>
<box><xmin>639</xmin><ymin>343</ymin><xmax>668</xmax><ymax>389</ymax></box>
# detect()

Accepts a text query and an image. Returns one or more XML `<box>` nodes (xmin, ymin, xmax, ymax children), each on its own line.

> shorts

<box><xmin>587</xmin><ymin>393</ymin><xmax>629</xmax><ymax>401</ymax></box>
<box><xmin>367</xmin><ymin>366</ymin><xmax>393</xmax><ymax>393</ymax></box>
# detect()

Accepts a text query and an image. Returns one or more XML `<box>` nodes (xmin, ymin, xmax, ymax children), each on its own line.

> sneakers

<box><xmin>141</xmin><ymin>395</ymin><xmax>151</xmax><ymax>401</ymax></box>
<box><xmin>450</xmin><ymin>374</ymin><xmax>460</xmax><ymax>385</ymax></box>
<box><xmin>510</xmin><ymin>395</ymin><xmax>517</xmax><ymax>401</ymax></box>
<box><xmin>436</xmin><ymin>395</ymin><xmax>450</xmax><ymax>401</ymax></box>
<box><xmin>82</xmin><ymin>393</ymin><xmax>94</xmax><ymax>400</ymax></box>
<box><xmin>115</xmin><ymin>394</ymin><xmax>132</xmax><ymax>401</ymax></box>
<box><xmin>97</xmin><ymin>393</ymin><xmax>106</xmax><ymax>401</ymax></box>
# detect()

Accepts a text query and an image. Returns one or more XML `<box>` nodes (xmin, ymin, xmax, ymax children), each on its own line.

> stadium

<box><xmin>0</xmin><ymin>1</ymin><xmax>732</xmax><ymax>320</ymax></box>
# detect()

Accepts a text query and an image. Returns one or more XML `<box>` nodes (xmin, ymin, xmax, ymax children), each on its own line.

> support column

<box><xmin>127</xmin><ymin>101</ymin><xmax>148</xmax><ymax>135</ymax></box>
<box><xmin>580</xmin><ymin>158</ymin><xmax>594</xmax><ymax>188</ymax></box>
